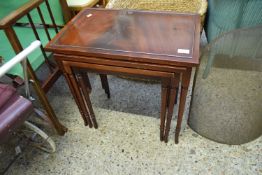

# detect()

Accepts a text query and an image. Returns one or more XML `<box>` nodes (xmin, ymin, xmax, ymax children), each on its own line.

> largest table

<box><xmin>45</xmin><ymin>8</ymin><xmax>200</xmax><ymax>143</ymax></box>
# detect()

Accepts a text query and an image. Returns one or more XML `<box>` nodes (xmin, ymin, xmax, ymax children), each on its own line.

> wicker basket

<box><xmin>106</xmin><ymin>0</ymin><xmax>207</xmax><ymax>27</ymax></box>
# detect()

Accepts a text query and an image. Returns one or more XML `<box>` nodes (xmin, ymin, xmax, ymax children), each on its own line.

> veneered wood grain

<box><xmin>46</xmin><ymin>8</ymin><xmax>201</xmax><ymax>67</ymax></box>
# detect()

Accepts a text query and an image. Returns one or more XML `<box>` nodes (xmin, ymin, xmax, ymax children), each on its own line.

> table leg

<box><xmin>100</xmin><ymin>74</ymin><xmax>110</xmax><ymax>98</ymax></box>
<box><xmin>160</xmin><ymin>79</ymin><xmax>169</xmax><ymax>141</ymax></box>
<box><xmin>174</xmin><ymin>75</ymin><xmax>180</xmax><ymax>104</ymax></box>
<box><xmin>81</xmin><ymin>72</ymin><xmax>92</xmax><ymax>93</ymax></box>
<box><xmin>67</xmin><ymin>72</ymin><xmax>93</xmax><ymax>127</ymax></box>
<box><xmin>164</xmin><ymin>73</ymin><xmax>180</xmax><ymax>143</ymax></box>
<box><xmin>175</xmin><ymin>68</ymin><xmax>192</xmax><ymax>144</ymax></box>
<box><xmin>166</xmin><ymin>86</ymin><xmax>170</xmax><ymax>108</ymax></box>
<box><xmin>63</xmin><ymin>73</ymin><xmax>89</xmax><ymax>126</ymax></box>
<box><xmin>78</xmin><ymin>72</ymin><xmax>98</xmax><ymax>128</ymax></box>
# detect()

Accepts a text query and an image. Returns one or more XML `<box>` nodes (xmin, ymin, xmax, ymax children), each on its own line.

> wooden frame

<box><xmin>0</xmin><ymin>0</ymin><xmax>71</xmax><ymax>135</ymax></box>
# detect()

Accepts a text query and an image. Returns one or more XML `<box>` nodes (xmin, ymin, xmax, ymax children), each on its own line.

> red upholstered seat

<box><xmin>0</xmin><ymin>84</ymin><xmax>33</xmax><ymax>143</ymax></box>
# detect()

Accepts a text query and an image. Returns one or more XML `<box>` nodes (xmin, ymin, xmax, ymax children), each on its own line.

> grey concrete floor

<box><xmin>0</xmin><ymin>73</ymin><xmax>261</xmax><ymax>175</ymax></box>
<box><xmin>0</xmin><ymin>33</ymin><xmax>261</xmax><ymax>175</ymax></box>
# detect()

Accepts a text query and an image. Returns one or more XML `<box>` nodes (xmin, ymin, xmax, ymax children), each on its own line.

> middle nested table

<box><xmin>45</xmin><ymin>8</ymin><xmax>201</xmax><ymax>143</ymax></box>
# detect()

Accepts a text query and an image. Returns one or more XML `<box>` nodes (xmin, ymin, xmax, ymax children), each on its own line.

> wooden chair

<box><xmin>0</xmin><ymin>41</ymin><xmax>56</xmax><ymax>153</ymax></box>
<box><xmin>66</xmin><ymin>0</ymin><xmax>106</xmax><ymax>14</ymax></box>
<box><xmin>0</xmin><ymin>0</ymin><xmax>109</xmax><ymax>132</ymax></box>
<box><xmin>0</xmin><ymin>0</ymin><xmax>70</xmax><ymax>135</ymax></box>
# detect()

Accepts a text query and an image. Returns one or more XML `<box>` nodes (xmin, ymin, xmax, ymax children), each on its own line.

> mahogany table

<box><xmin>45</xmin><ymin>8</ymin><xmax>200</xmax><ymax>143</ymax></box>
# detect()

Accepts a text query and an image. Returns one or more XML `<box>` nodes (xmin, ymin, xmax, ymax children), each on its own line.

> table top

<box><xmin>46</xmin><ymin>8</ymin><xmax>201</xmax><ymax>66</ymax></box>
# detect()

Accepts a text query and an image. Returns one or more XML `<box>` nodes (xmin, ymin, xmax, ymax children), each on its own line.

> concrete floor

<box><xmin>0</xmin><ymin>73</ymin><xmax>261</xmax><ymax>175</ymax></box>
<box><xmin>0</xmin><ymin>33</ymin><xmax>261</xmax><ymax>175</ymax></box>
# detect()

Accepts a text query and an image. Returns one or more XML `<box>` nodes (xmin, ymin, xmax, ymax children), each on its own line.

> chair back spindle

<box><xmin>44</xmin><ymin>0</ymin><xmax>59</xmax><ymax>33</ymax></box>
<box><xmin>36</xmin><ymin>6</ymin><xmax>51</xmax><ymax>41</ymax></box>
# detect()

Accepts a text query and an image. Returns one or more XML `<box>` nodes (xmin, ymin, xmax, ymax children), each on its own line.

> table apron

<box><xmin>62</xmin><ymin>60</ymin><xmax>177</xmax><ymax>79</ymax></box>
<box><xmin>54</xmin><ymin>54</ymin><xmax>187</xmax><ymax>74</ymax></box>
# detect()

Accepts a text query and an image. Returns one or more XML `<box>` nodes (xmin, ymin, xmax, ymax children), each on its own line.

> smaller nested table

<box><xmin>45</xmin><ymin>8</ymin><xmax>200</xmax><ymax>143</ymax></box>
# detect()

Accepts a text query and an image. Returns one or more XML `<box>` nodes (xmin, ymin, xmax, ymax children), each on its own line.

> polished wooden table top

<box><xmin>46</xmin><ymin>8</ymin><xmax>200</xmax><ymax>66</ymax></box>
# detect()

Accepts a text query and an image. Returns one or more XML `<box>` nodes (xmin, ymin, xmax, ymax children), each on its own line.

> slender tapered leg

<box><xmin>78</xmin><ymin>72</ymin><xmax>98</xmax><ymax>128</ymax></box>
<box><xmin>175</xmin><ymin>68</ymin><xmax>192</xmax><ymax>144</ymax></box>
<box><xmin>63</xmin><ymin>73</ymin><xmax>89</xmax><ymax>126</ymax></box>
<box><xmin>67</xmin><ymin>72</ymin><xmax>93</xmax><ymax>127</ymax></box>
<box><xmin>160</xmin><ymin>79</ymin><xmax>169</xmax><ymax>141</ymax></box>
<box><xmin>164</xmin><ymin>73</ymin><xmax>180</xmax><ymax>143</ymax></box>
<box><xmin>174</xmin><ymin>74</ymin><xmax>180</xmax><ymax>104</ymax></box>
<box><xmin>163</xmin><ymin>85</ymin><xmax>176</xmax><ymax>142</ymax></box>
<box><xmin>81</xmin><ymin>72</ymin><xmax>92</xmax><ymax>93</ymax></box>
<box><xmin>166</xmin><ymin>87</ymin><xmax>170</xmax><ymax>108</ymax></box>
<box><xmin>4</xmin><ymin>27</ymin><xmax>67</xmax><ymax>135</ymax></box>
<box><xmin>99</xmin><ymin>74</ymin><xmax>110</xmax><ymax>98</ymax></box>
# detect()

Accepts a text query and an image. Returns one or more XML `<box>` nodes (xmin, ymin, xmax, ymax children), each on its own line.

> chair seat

<box><xmin>0</xmin><ymin>84</ymin><xmax>33</xmax><ymax>143</ymax></box>
<box><xmin>66</xmin><ymin>0</ymin><xmax>99</xmax><ymax>10</ymax></box>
